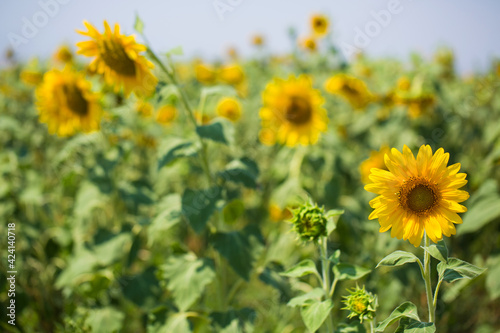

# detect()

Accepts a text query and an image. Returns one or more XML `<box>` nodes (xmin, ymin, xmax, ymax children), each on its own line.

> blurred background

<box><xmin>1</xmin><ymin>0</ymin><xmax>500</xmax><ymax>73</ymax></box>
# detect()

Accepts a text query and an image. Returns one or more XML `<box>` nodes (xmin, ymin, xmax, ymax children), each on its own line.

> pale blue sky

<box><xmin>1</xmin><ymin>0</ymin><xmax>499</xmax><ymax>74</ymax></box>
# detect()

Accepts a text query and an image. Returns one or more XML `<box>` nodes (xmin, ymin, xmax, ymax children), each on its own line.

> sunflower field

<box><xmin>1</xmin><ymin>13</ymin><xmax>500</xmax><ymax>333</ymax></box>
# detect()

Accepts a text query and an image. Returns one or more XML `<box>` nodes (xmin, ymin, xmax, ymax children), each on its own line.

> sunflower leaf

<box><xmin>196</xmin><ymin>120</ymin><xmax>234</xmax><ymax>145</ymax></box>
<box><xmin>395</xmin><ymin>318</ymin><xmax>436</xmax><ymax>333</ymax></box>
<box><xmin>422</xmin><ymin>240</ymin><xmax>448</xmax><ymax>262</ymax></box>
<box><xmin>287</xmin><ymin>288</ymin><xmax>324</xmax><ymax>307</ymax></box>
<box><xmin>280</xmin><ymin>259</ymin><xmax>319</xmax><ymax>278</ymax></box>
<box><xmin>376</xmin><ymin>251</ymin><xmax>420</xmax><ymax>268</ymax></box>
<box><xmin>333</xmin><ymin>263</ymin><xmax>370</xmax><ymax>281</ymax></box>
<box><xmin>181</xmin><ymin>187</ymin><xmax>222</xmax><ymax>234</ymax></box>
<box><xmin>134</xmin><ymin>14</ymin><xmax>144</xmax><ymax>34</ymax></box>
<box><xmin>375</xmin><ymin>302</ymin><xmax>420</xmax><ymax>332</ymax></box>
<box><xmin>437</xmin><ymin>257</ymin><xmax>486</xmax><ymax>283</ymax></box>
<box><xmin>299</xmin><ymin>299</ymin><xmax>334</xmax><ymax>333</ymax></box>
<box><xmin>325</xmin><ymin>209</ymin><xmax>344</xmax><ymax>236</ymax></box>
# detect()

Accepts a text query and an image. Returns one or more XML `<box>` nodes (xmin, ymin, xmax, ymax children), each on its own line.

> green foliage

<box><xmin>376</xmin><ymin>251</ymin><xmax>420</xmax><ymax>268</ymax></box>
<box><xmin>375</xmin><ymin>302</ymin><xmax>420</xmax><ymax>332</ymax></box>
<box><xmin>333</xmin><ymin>263</ymin><xmax>371</xmax><ymax>281</ymax></box>
<box><xmin>437</xmin><ymin>258</ymin><xmax>486</xmax><ymax>283</ymax></box>
<box><xmin>300</xmin><ymin>299</ymin><xmax>335</xmax><ymax>333</ymax></box>
<box><xmin>181</xmin><ymin>187</ymin><xmax>222</xmax><ymax>233</ymax></box>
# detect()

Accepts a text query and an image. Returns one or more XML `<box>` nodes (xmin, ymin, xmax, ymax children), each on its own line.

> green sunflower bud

<box><xmin>342</xmin><ymin>285</ymin><xmax>377</xmax><ymax>323</ymax></box>
<box><xmin>290</xmin><ymin>202</ymin><xmax>328</xmax><ymax>242</ymax></box>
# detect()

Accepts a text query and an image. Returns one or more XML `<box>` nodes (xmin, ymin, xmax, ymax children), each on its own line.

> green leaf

<box><xmin>218</xmin><ymin>157</ymin><xmax>259</xmax><ymax>188</ymax></box>
<box><xmin>85</xmin><ymin>307</ymin><xmax>124</xmax><ymax>333</ymax></box>
<box><xmin>181</xmin><ymin>187</ymin><xmax>222</xmax><ymax>234</ymax></box>
<box><xmin>222</xmin><ymin>199</ymin><xmax>245</xmax><ymax>224</ymax></box>
<box><xmin>376</xmin><ymin>251</ymin><xmax>420</xmax><ymax>268</ymax></box>
<box><xmin>162</xmin><ymin>254</ymin><xmax>216</xmax><ymax>311</ymax></box>
<box><xmin>395</xmin><ymin>318</ymin><xmax>436</xmax><ymax>333</ymax></box>
<box><xmin>55</xmin><ymin>249</ymin><xmax>99</xmax><ymax>288</ymax></box>
<box><xmin>280</xmin><ymin>259</ymin><xmax>319</xmax><ymax>278</ymax></box>
<box><xmin>375</xmin><ymin>302</ymin><xmax>420</xmax><ymax>332</ymax></box>
<box><xmin>300</xmin><ymin>299</ymin><xmax>334</xmax><ymax>333</ymax></box>
<box><xmin>437</xmin><ymin>257</ymin><xmax>486</xmax><ymax>283</ymax></box>
<box><xmin>422</xmin><ymin>240</ymin><xmax>448</xmax><ymax>262</ymax></box>
<box><xmin>333</xmin><ymin>263</ymin><xmax>370</xmax><ymax>281</ymax></box>
<box><xmin>287</xmin><ymin>288</ymin><xmax>324</xmax><ymax>307</ymax></box>
<box><xmin>93</xmin><ymin>232</ymin><xmax>132</xmax><ymax>266</ymax></box>
<box><xmin>157</xmin><ymin>138</ymin><xmax>196</xmax><ymax>169</ymax></box>
<box><xmin>166</xmin><ymin>46</ymin><xmax>184</xmax><ymax>56</ymax></box>
<box><xmin>196</xmin><ymin>120</ymin><xmax>233</xmax><ymax>144</ymax></box>
<box><xmin>486</xmin><ymin>255</ymin><xmax>500</xmax><ymax>300</ymax></box>
<box><xmin>212</xmin><ymin>225</ymin><xmax>264</xmax><ymax>281</ymax></box>
<box><xmin>325</xmin><ymin>209</ymin><xmax>344</xmax><ymax>236</ymax></box>
<box><xmin>328</xmin><ymin>249</ymin><xmax>341</xmax><ymax>265</ymax></box>
<box><xmin>134</xmin><ymin>14</ymin><xmax>144</xmax><ymax>34</ymax></box>
<box><xmin>148</xmin><ymin>194</ymin><xmax>182</xmax><ymax>244</ymax></box>
<box><xmin>160</xmin><ymin>313</ymin><xmax>191</xmax><ymax>332</ymax></box>
<box><xmin>210</xmin><ymin>308</ymin><xmax>256</xmax><ymax>333</ymax></box>
<box><xmin>200</xmin><ymin>85</ymin><xmax>237</xmax><ymax>99</ymax></box>
<box><xmin>459</xmin><ymin>196</ymin><xmax>500</xmax><ymax>235</ymax></box>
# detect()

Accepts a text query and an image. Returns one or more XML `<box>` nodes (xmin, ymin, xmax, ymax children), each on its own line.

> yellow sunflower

<box><xmin>311</xmin><ymin>14</ymin><xmax>329</xmax><ymax>37</ymax></box>
<box><xmin>156</xmin><ymin>105</ymin><xmax>177</xmax><ymax>125</ymax></box>
<box><xmin>252</xmin><ymin>34</ymin><xmax>264</xmax><ymax>46</ymax></box>
<box><xmin>135</xmin><ymin>100</ymin><xmax>153</xmax><ymax>117</ymax></box>
<box><xmin>216</xmin><ymin>97</ymin><xmax>242</xmax><ymax>122</ymax></box>
<box><xmin>301</xmin><ymin>36</ymin><xmax>318</xmax><ymax>52</ymax></box>
<box><xmin>195</xmin><ymin>63</ymin><xmax>217</xmax><ymax>85</ymax></box>
<box><xmin>36</xmin><ymin>68</ymin><xmax>102</xmax><ymax>137</ymax></box>
<box><xmin>20</xmin><ymin>70</ymin><xmax>43</xmax><ymax>86</ymax></box>
<box><xmin>360</xmin><ymin>146</ymin><xmax>391</xmax><ymax>184</ymax></box>
<box><xmin>259</xmin><ymin>75</ymin><xmax>328</xmax><ymax>147</ymax></box>
<box><xmin>325</xmin><ymin>74</ymin><xmax>374</xmax><ymax>109</ymax></box>
<box><xmin>53</xmin><ymin>45</ymin><xmax>73</xmax><ymax>64</ymax></box>
<box><xmin>365</xmin><ymin>145</ymin><xmax>469</xmax><ymax>247</ymax></box>
<box><xmin>76</xmin><ymin>21</ymin><xmax>157</xmax><ymax>97</ymax></box>
<box><xmin>219</xmin><ymin>64</ymin><xmax>245</xmax><ymax>86</ymax></box>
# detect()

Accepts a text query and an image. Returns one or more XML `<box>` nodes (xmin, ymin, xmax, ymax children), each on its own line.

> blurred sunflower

<box><xmin>20</xmin><ymin>70</ymin><xmax>43</xmax><ymax>86</ymax></box>
<box><xmin>36</xmin><ymin>68</ymin><xmax>102</xmax><ymax>137</ymax></box>
<box><xmin>76</xmin><ymin>21</ymin><xmax>157</xmax><ymax>97</ymax></box>
<box><xmin>195</xmin><ymin>63</ymin><xmax>217</xmax><ymax>85</ymax></box>
<box><xmin>269</xmin><ymin>203</ymin><xmax>292</xmax><ymax>222</ymax></box>
<box><xmin>359</xmin><ymin>146</ymin><xmax>390</xmax><ymax>184</ymax></box>
<box><xmin>365</xmin><ymin>145</ymin><xmax>469</xmax><ymax>247</ymax></box>
<box><xmin>195</xmin><ymin>111</ymin><xmax>212</xmax><ymax>125</ymax></box>
<box><xmin>156</xmin><ymin>105</ymin><xmax>177</xmax><ymax>125</ymax></box>
<box><xmin>53</xmin><ymin>45</ymin><xmax>73</xmax><ymax>64</ymax></box>
<box><xmin>301</xmin><ymin>36</ymin><xmax>318</xmax><ymax>52</ymax></box>
<box><xmin>259</xmin><ymin>75</ymin><xmax>328</xmax><ymax>147</ymax></box>
<box><xmin>219</xmin><ymin>64</ymin><xmax>245</xmax><ymax>86</ymax></box>
<box><xmin>325</xmin><ymin>74</ymin><xmax>374</xmax><ymax>109</ymax></box>
<box><xmin>216</xmin><ymin>97</ymin><xmax>242</xmax><ymax>122</ymax></box>
<box><xmin>402</xmin><ymin>95</ymin><xmax>436</xmax><ymax>118</ymax></box>
<box><xmin>135</xmin><ymin>100</ymin><xmax>153</xmax><ymax>117</ymax></box>
<box><xmin>252</xmin><ymin>34</ymin><xmax>264</xmax><ymax>46</ymax></box>
<box><xmin>310</xmin><ymin>14</ymin><xmax>329</xmax><ymax>37</ymax></box>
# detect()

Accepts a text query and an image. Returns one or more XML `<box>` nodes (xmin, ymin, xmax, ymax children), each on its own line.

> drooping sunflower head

<box><xmin>76</xmin><ymin>21</ymin><xmax>157</xmax><ymax>97</ymax></box>
<box><xmin>311</xmin><ymin>14</ymin><xmax>329</xmax><ymax>37</ymax></box>
<box><xmin>156</xmin><ymin>105</ymin><xmax>178</xmax><ymax>125</ymax></box>
<box><xmin>325</xmin><ymin>73</ymin><xmax>374</xmax><ymax>109</ymax></box>
<box><xmin>36</xmin><ymin>68</ymin><xmax>102</xmax><ymax>137</ymax></box>
<box><xmin>216</xmin><ymin>97</ymin><xmax>242</xmax><ymax>122</ymax></box>
<box><xmin>365</xmin><ymin>145</ymin><xmax>469</xmax><ymax>247</ymax></box>
<box><xmin>360</xmin><ymin>146</ymin><xmax>391</xmax><ymax>184</ymax></box>
<box><xmin>259</xmin><ymin>75</ymin><xmax>328</xmax><ymax>147</ymax></box>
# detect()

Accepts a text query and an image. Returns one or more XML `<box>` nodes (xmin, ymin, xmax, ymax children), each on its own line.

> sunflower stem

<box><xmin>423</xmin><ymin>233</ymin><xmax>436</xmax><ymax>323</ymax></box>
<box><xmin>319</xmin><ymin>237</ymin><xmax>334</xmax><ymax>332</ymax></box>
<box><xmin>289</xmin><ymin>146</ymin><xmax>306</xmax><ymax>179</ymax></box>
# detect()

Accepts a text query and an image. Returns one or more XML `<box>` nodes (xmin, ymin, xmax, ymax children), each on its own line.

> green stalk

<box><xmin>319</xmin><ymin>237</ymin><xmax>334</xmax><ymax>332</ymax></box>
<box><xmin>423</xmin><ymin>234</ymin><xmax>436</xmax><ymax>323</ymax></box>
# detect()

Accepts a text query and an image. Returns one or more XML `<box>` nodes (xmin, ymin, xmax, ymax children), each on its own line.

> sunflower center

<box><xmin>285</xmin><ymin>96</ymin><xmax>312</xmax><ymax>124</ymax></box>
<box><xmin>315</xmin><ymin>20</ymin><xmax>325</xmax><ymax>28</ymax></box>
<box><xmin>398</xmin><ymin>178</ymin><xmax>439</xmax><ymax>215</ymax></box>
<box><xmin>63</xmin><ymin>83</ymin><xmax>89</xmax><ymax>116</ymax></box>
<box><xmin>99</xmin><ymin>38</ymin><xmax>136</xmax><ymax>76</ymax></box>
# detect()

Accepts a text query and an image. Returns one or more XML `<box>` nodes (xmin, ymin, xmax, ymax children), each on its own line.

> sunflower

<box><xmin>259</xmin><ymin>75</ymin><xmax>328</xmax><ymax>147</ymax></box>
<box><xmin>365</xmin><ymin>145</ymin><xmax>469</xmax><ymax>247</ymax></box>
<box><xmin>76</xmin><ymin>21</ymin><xmax>157</xmax><ymax>97</ymax></box>
<box><xmin>252</xmin><ymin>34</ymin><xmax>264</xmax><ymax>46</ymax></box>
<box><xmin>20</xmin><ymin>70</ymin><xmax>43</xmax><ymax>86</ymax></box>
<box><xmin>195</xmin><ymin>63</ymin><xmax>217</xmax><ymax>85</ymax></box>
<box><xmin>216</xmin><ymin>97</ymin><xmax>242</xmax><ymax>122</ymax></box>
<box><xmin>135</xmin><ymin>100</ymin><xmax>153</xmax><ymax>117</ymax></box>
<box><xmin>53</xmin><ymin>45</ymin><xmax>73</xmax><ymax>64</ymax></box>
<box><xmin>301</xmin><ymin>36</ymin><xmax>318</xmax><ymax>52</ymax></box>
<box><xmin>360</xmin><ymin>146</ymin><xmax>391</xmax><ymax>184</ymax></box>
<box><xmin>325</xmin><ymin>74</ymin><xmax>374</xmax><ymax>109</ymax></box>
<box><xmin>311</xmin><ymin>14</ymin><xmax>329</xmax><ymax>37</ymax></box>
<box><xmin>219</xmin><ymin>64</ymin><xmax>245</xmax><ymax>86</ymax></box>
<box><xmin>36</xmin><ymin>68</ymin><xmax>102</xmax><ymax>137</ymax></box>
<box><xmin>156</xmin><ymin>105</ymin><xmax>177</xmax><ymax>125</ymax></box>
